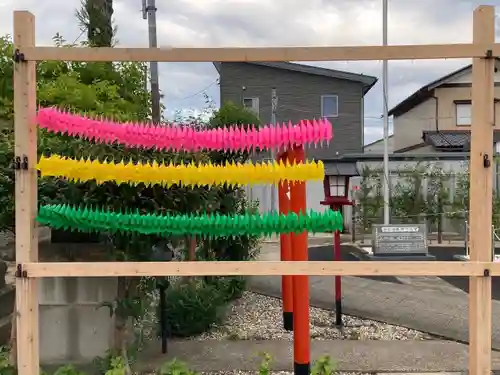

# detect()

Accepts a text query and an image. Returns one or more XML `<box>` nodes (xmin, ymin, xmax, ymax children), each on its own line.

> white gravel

<box><xmin>196</xmin><ymin>291</ymin><xmax>433</xmax><ymax>341</ymax></box>
<box><xmin>200</xmin><ymin>372</ymin><xmax>370</xmax><ymax>375</ymax></box>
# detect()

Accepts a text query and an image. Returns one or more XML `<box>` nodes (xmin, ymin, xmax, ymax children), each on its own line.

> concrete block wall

<box><xmin>39</xmin><ymin>277</ymin><xmax>118</xmax><ymax>364</ymax></box>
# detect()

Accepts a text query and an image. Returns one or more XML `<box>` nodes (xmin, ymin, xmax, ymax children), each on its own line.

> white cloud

<box><xmin>3</xmin><ymin>0</ymin><xmax>499</xmax><ymax>145</ymax></box>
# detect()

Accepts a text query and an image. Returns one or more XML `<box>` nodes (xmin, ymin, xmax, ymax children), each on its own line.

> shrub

<box><xmin>165</xmin><ymin>281</ymin><xmax>227</xmax><ymax>337</ymax></box>
<box><xmin>210</xmin><ymin>276</ymin><xmax>247</xmax><ymax>303</ymax></box>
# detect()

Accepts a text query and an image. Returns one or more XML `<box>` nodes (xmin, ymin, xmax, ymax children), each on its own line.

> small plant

<box><xmin>159</xmin><ymin>359</ymin><xmax>198</xmax><ymax>375</ymax></box>
<box><xmin>104</xmin><ymin>357</ymin><xmax>127</xmax><ymax>375</ymax></box>
<box><xmin>257</xmin><ymin>352</ymin><xmax>272</xmax><ymax>375</ymax></box>
<box><xmin>0</xmin><ymin>347</ymin><xmax>16</xmax><ymax>375</ymax></box>
<box><xmin>311</xmin><ymin>355</ymin><xmax>337</xmax><ymax>375</ymax></box>
<box><xmin>53</xmin><ymin>365</ymin><xmax>86</xmax><ymax>375</ymax></box>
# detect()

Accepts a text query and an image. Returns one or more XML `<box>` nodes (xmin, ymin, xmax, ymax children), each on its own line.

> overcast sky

<box><xmin>2</xmin><ymin>0</ymin><xmax>500</xmax><ymax>144</ymax></box>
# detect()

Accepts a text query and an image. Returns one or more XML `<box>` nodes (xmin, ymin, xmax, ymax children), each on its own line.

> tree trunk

<box><xmin>113</xmin><ymin>276</ymin><xmax>140</xmax><ymax>375</ymax></box>
<box><xmin>8</xmin><ymin>306</ymin><xmax>16</xmax><ymax>365</ymax></box>
<box><xmin>182</xmin><ymin>236</ymin><xmax>197</xmax><ymax>283</ymax></box>
<box><xmin>188</xmin><ymin>236</ymin><xmax>196</xmax><ymax>261</ymax></box>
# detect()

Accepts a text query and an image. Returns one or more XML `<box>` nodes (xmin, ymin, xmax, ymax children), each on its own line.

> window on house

<box><xmin>328</xmin><ymin>175</ymin><xmax>346</xmax><ymax>197</ymax></box>
<box><xmin>321</xmin><ymin>95</ymin><xmax>339</xmax><ymax>118</ymax></box>
<box><xmin>455</xmin><ymin>102</ymin><xmax>471</xmax><ymax>126</ymax></box>
<box><xmin>243</xmin><ymin>97</ymin><xmax>259</xmax><ymax>115</ymax></box>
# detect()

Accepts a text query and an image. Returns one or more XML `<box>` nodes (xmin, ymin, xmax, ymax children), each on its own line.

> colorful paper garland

<box><xmin>37</xmin><ymin>155</ymin><xmax>325</xmax><ymax>187</ymax></box>
<box><xmin>37</xmin><ymin>204</ymin><xmax>343</xmax><ymax>237</ymax></box>
<box><xmin>37</xmin><ymin>107</ymin><xmax>333</xmax><ymax>152</ymax></box>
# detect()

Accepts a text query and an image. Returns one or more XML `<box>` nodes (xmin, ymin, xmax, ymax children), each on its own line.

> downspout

<box><xmin>361</xmin><ymin>95</ymin><xmax>365</xmax><ymax>150</ymax></box>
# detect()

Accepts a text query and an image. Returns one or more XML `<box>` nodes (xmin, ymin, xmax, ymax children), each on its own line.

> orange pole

<box><xmin>290</xmin><ymin>145</ymin><xmax>310</xmax><ymax>375</ymax></box>
<box><xmin>278</xmin><ymin>150</ymin><xmax>293</xmax><ymax>331</ymax></box>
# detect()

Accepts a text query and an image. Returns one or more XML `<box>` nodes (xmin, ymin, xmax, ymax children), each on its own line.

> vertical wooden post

<box><xmin>468</xmin><ymin>5</ymin><xmax>495</xmax><ymax>375</ymax></box>
<box><xmin>290</xmin><ymin>145</ymin><xmax>310</xmax><ymax>375</ymax></box>
<box><xmin>278</xmin><ymin>151</ymin><xmax>293</xmax><ymax>331</ymax></box>
<box><xmin>13</xmin><ymin>11</ymin><xmax>39</xmax><ymax>375</ymax></box>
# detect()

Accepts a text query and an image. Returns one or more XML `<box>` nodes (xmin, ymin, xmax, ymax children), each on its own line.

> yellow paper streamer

<box><xmin>37</xmin><ymin>155</ymin><xmax>324</xmax><ymax>187</ymax></box>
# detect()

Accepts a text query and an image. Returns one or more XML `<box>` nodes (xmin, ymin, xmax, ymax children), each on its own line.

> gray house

<box><xmin>213</xmin><ymin>61</ymin><xmax>377</xmax><ymax>225</ymax></box>
<box><xmin>213</xmin><ymin>61</ymin><xmax>377</xmax><ymax>159</ymax></box>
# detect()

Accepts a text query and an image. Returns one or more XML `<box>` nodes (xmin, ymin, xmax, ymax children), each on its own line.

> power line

<box><xmin>71</xmin><ymin>29</ymin><xmax>86</xmax><ymax>45</ymax></box>
<box><xmin>168</xmin><ymin>80</ymin><xmax>218</xmax><ymax>103</ymax></box>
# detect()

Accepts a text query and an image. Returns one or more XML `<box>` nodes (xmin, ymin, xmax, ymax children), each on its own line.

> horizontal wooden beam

<box><xmin>18</xmin><ymin>43</ymin><xmax>500</xmax><ymax>62</ymax></box>
<box><xmin>21</xmin><ymin>260</ymin><xmax>490</xmax><ymax>278</ymax></box>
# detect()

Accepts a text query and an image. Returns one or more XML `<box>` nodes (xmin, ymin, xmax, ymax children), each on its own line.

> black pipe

<box><xmin>335</xmin><ymin>299</ymin><xmax>342</xmax><ymax>326</ymax></box>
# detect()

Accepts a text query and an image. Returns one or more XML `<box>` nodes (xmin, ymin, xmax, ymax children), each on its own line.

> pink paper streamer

<box><xmin>36</xmin><ymin>107</ymin><xmax>333</xmax><ymax>152</ymax></box>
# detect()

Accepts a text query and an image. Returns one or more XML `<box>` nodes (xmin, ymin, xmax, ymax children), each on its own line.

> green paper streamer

<box><xmin>37</xmin><ymin>204</ymin><xmax>344</xmax><ymax>238</ymax></box>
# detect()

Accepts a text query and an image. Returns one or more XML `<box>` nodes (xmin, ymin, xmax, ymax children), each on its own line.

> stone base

<box><xmin>364</xmin><ymin>254</ymin><xmax>437</xmax><ymax>261</ymax></box>
<box><xmin>350</xmin><ymin>247</ymin><xmax>436</xmax><ymax>261</ymax></box>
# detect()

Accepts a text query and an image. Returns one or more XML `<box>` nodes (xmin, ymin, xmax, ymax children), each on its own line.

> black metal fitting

<box><xmin>12</xmin><ymin>156</ymin><xmax>28</xmax><ymax>170</ymax></box>
<box><xmin>486</xmin><ymin>49</ymin><xmax>493</xmax><ymax>58</ymax></box>
<box><xmin>484</xmin><ymin>268</ymin><xmax>490</xmax><ymax>277</ymax></box>
<box><xmin>484</xmin><ymin>154</ymin><xmax>491</xmax><ymax>168</ymax></box>
<box><xmin>15</xmin><ymin>264</ymin><xmax>27</xmax><ymax>278</ymax></box>
<box><xmin>21</xmin><ymin>156</ymin><xmax>28</xmax><ymax>169</ymax></box>
<box><xmin>13</xmin><ymin>49</ymin><xmax>25</xmax><ymax>63</ymax></box>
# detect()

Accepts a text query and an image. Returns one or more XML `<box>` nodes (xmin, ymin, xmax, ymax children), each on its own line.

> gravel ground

<box><xmin>196</xmin><ymin>292</ymin><xmax>434</xmax><ymax>341</ymax></box>
<box><xmin>200</xmin><ymin>372</ymin><xmax>371</xmax><ymax>375</ymax></box>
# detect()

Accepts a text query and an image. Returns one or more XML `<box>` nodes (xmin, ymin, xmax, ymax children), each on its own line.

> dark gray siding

<box><xmin>219</xmin><ymin>62</ymin><xmax>364</xmax><ymax>160</ymax></box>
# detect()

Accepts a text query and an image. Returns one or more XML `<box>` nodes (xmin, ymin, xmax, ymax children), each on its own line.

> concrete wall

<box><xmin>39</xmin><ymin>277</ymin><xmax>118</xmax><ymax>364</ymax></box>
<box><xmin>0</xmin><ymin>235</ymin><xmax>122</xmax><ymax>365</ymax></box>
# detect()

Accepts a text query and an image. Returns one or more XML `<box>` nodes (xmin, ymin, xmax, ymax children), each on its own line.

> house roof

<box><xmin>324</xmin><ymin>161</ymin><xmax>359</xmax><ymax>176</ymax></box>
<box><xmin>363</xmin><ymin>134</ymin><xmax>394</xmax><ymax>148</ymax></box>
<box><xmin>212</xmin><ymin>61</ymin><xmax>378</xmax><ymax>95</ymax></box>
<box><xmin>388</xmin><ymin>58</ymin><xmax>500</xmax><ymax>117</ymax></box>
<box><xmin>423</xmin><ymin>130</ymin><xmax>500</xmax><ymax>151</ymax></box>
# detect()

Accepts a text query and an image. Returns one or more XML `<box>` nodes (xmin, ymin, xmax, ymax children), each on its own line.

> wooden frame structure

<box><xmin>12</xmin><ymin>6</ymin><xmax>498</xmax><ymax>375</ymax></box>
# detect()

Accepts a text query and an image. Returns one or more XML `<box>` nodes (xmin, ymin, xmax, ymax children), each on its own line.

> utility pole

<box><xmin>142</xmin><ymin>0</ymin><xmax>161</xmax><ymax>124</ymax></box>
<box><xmin>271</xmin><ymin>88</ymin><xmax>278</xmax><ymax>212</ymax></box>
<box><xmin>382</xmin><ymin>0</ymin><xmax>390</xmax><ymax>224</ymax></box>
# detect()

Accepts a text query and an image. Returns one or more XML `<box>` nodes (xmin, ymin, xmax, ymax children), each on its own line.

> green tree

<box><xmin>0</xmin><ymin>33</ymin><xmax>219</xmax><ymax>369</ymax></box>
<box><xmin>76</xmin><ymin>0</ymin><xmax>115</xmax><ymax>47</ymax></box>
<box><xmin>204</xmin><ymin>101</ymin><xmax>261</xmax><ymax>261</ymax></box>
<box><xmin>1</xmin><ymin>32</ymin><xmax>263</xmax><ymax>367</ymax></box>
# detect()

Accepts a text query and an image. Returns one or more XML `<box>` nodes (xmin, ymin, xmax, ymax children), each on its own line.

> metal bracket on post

<box><xmin>484</xmin><ymin>154</ymin><xmax>491</xmax><ymax>168</ymax></box>
<box><xmin>13</xmin><ymin>49</ymin><xmax>25</xmax><ymax>63</ymax></box>
<box><xmin>485</xmin><ymin>49</ymin><xmax>493</xmax><ymax>58</ymax></box>
<box><xmin>12</xmin><ymin>156</ymin><xmax>28</xmax><ymax>171</ymax></box>
<box><xmin>15</xmin><ymin>264</ymin><xmax>27</xmax><ymax>278</ymax></box>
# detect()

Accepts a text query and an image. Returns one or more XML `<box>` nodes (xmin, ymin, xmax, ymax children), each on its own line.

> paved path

<box><xmin>138</xmin><ymin>339</ymin><xmax>500</xmax><ymax>372</ymax></box>
<box><xmin>252</xmin><ymin>242</ymin><xmax>500</xmax><ymax>349</ymax></box>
